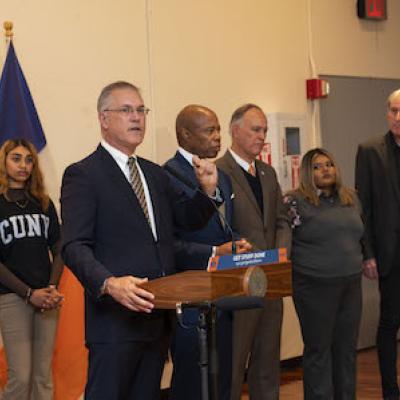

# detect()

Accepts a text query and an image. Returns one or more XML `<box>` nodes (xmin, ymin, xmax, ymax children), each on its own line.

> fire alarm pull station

<box><xmin>306</xmin><ymin>79</ymin><xmax>330</xmax><ymax>100</ymax></box>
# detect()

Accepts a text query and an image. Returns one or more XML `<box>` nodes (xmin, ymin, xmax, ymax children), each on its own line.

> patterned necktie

<box><xmin>248</xmin><ymin>164</ymin><xmax>256</xmax><ymax>177</ymax></box>
<box><xmin>127</xmin><ymin>157</ymin><xmax>151</xmax><ymax>226</ymax></box>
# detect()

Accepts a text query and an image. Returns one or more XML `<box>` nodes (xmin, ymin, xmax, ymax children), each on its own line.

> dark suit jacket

<box><xmin>61</xmin><ymin>145</ymin><xmax>214</xmax><ymax>343</ymax></box>
<box><xmin>164</xmin><ymin>151</ymin><xmax>234</xmax><ymax>270</ymax></box>
<box><xmin>355</xmin><ymin>132</ymin><xmax>400</xmax><ymax>276</ymax></box>
<box><xmin>216</xmin><ymin>150</ymin><xmax>291</xmax><ymax>252</ymax></box>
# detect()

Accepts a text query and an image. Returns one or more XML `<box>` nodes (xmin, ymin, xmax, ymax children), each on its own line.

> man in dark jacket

<box><xmin>164</xmin><ymin>104</ymin><xmax>251</xmax><ymax>400</ymax></box>
<box><xmin>356</xmin><ymin>88</ymin><xmax>400</xmax><ymax>400</ymax></box>
<box><xmin>61</xmin><ymin>82</ymin><xmax>218</xmax><ymax>400</ymax></box>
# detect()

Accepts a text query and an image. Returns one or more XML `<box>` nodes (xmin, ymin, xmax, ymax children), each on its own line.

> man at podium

<box><xmin>164</xmin><ymin>104</ymin><xmax>251</xmax><ymax>400</ymax></box>
<box><xmin>61</xmin><ymin>83</ymin><xmax>219</xmax><ymax>400</ymax></box>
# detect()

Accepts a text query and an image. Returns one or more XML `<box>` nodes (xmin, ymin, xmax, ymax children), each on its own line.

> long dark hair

<box><xmin>0</xmin><ymin>139</ymin><xmax>50</xmax><ymax>211</ymax></box>
<box><xmin>291</xmin><ymin>147</ymin><xmax>354</xmax><ymax>206</ymax></box>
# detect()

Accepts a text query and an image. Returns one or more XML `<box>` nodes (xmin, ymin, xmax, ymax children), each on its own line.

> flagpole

<box><xmin>3</xmin><ymin>21</ymin><xmax>13</xmax><ymax>43</ymax></box>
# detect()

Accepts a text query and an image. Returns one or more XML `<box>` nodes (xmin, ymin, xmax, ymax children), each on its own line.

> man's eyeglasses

<box><xmin>389</xmin><ymin>107</ymin><xmax>400</xmax><ymax>117</ymax></box>
<box><xmin>103</xmin><ymin>106</ymin><xmax>150</xmax><ymax>116</ymax></box>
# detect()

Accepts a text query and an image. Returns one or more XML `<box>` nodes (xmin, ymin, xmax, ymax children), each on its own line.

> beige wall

<box><xmin>312</xmin><ymin>0</ymin><xmax>400</xmax><ymax>78</ymax></box>
<box><xmin>1</xmin><ymin>0</ymin><xmax>153</xmax><ymax>199</ymax></box>
<box><xmin>2</xmin><ymin>0</ymin><xmax>399</xmax><ymax>197</ymax></box>
<box><xmin>150</xmin><ymin>0</ymin><xmax>309</xmax><ymax>162</ymax></box>
<box><xmin>1</xmin><ymin>0</ymin><xmax>399</xmax><ymax>360</ymax></box>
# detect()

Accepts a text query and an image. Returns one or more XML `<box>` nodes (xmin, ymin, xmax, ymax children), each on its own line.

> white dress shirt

<box><xmin>101</xmin><ymin>140</ymin><xmax>157</xmax><ymax>240</ymax></box>
<box><xmin>229</xmin><ymin>148</ymin><xmax>256</xmax><ymax>174</ymax></box>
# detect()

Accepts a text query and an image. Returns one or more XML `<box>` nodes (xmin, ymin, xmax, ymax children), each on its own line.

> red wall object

<box><xmin>306</xmin><ymin>79</ymin><xmax>329</xmax><ymax>100</ymax></box>
<box><xmin>357</xmin><ymin>0</ymin><xmax>387</xmax><ymax>20</ymax></box>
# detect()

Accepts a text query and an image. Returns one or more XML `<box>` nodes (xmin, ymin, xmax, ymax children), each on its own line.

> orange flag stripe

<box><xmin>53</xmin><ymin>267</ymin><xmax>87</xmax><ymax>400</ymax></box>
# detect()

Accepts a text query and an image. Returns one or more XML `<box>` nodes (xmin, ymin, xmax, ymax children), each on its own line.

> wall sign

<box><xmin>357</xmin><ymin>0</ymin><xmax>387</xmax><ymax>20</ymax></box>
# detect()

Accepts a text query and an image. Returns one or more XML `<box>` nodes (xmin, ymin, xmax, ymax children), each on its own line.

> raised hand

<box><xmin>192</xmin><ymin>155</ymin><xmax>218</xmax><ymax>196</ymax></box>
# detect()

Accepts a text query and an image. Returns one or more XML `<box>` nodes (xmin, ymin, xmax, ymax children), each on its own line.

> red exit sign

<box><xmin>357</xmin><ymin>0</ymin><xmax>387</xmax><ymax>20</ymax></box>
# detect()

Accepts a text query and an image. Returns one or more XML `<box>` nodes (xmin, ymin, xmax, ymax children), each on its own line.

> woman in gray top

<box><xmin>286</xmin><ymin>148</ymin><xmax>364</xmax><ymax>400</ymax></box>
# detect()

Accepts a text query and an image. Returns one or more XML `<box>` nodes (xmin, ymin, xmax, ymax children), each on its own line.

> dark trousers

<box><xmin>293</xmin><ymin>271</ymin><xmax>362</xmax><ymax>400</ymax></box>
<box><xmin>377</xmin><ymin>264</ymin><xmax>400</xmax><ymax>398</ymax></box>
<box><xmin>85</xmin><ymin>339</ymin><xmax>166</xmax><ymax>400</ymax></box>
<box><xmin>169</xmin><ymin>309</ymin><xmax>232</xmax><ymax>400</ymax></box>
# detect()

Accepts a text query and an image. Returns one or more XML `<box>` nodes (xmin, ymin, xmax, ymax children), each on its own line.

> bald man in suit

<box><xmin>216</xmin><ymin>104</ymin><xmax>291</xmax><ymax>400</ymax></box>
<box><xmin>165</xmin><ymin>104</ymin><xmax>251</xmax><ymax>400</ymax></box>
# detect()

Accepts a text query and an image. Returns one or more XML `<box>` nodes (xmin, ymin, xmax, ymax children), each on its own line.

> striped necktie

<box><xmin>127</xmin><ymin>157</ymin><xmax>151</xmax><ymax>226</ymax></box>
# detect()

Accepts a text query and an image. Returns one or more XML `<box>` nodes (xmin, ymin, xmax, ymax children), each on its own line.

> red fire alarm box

<box><xmin>306</xmin><ymin>79</ymin><xmax>330</xmax><ymax>100</ymax></box>
<box><xmin>357</xmin><ymin>0</ymin><xmax>387</xmax><ymax>20</ymax></box>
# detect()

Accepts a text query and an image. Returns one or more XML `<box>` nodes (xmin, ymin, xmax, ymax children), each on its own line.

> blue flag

<box><xmin>0</xmin><ymin>41</ymin><xmax>46</xmax><ymax>151</ymax></box>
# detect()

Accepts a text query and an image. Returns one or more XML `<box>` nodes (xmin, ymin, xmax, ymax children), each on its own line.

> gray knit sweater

<box><xmin>289</xmin><ymin>193</ymin><xmax>364</xmax><ymax>278</ymax></box>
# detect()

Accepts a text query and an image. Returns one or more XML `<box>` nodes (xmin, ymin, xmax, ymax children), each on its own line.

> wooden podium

<box><xmin>142</xmin><ymin>260</ymin><xmax>292</xmax><ymax>400</ymax></box>
<box><xmin>140</xmin><ymin>261</ymin><xmax>292</xmax><ymax>309</ymax></box>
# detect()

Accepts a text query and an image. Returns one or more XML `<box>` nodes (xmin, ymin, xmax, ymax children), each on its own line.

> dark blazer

<box><xmin>355</xmin><ymin>132</ymin><xmax>400</xmax><ymax>276</ymax></box>
<box><xmin>61</xmin><ymin>145</ymin><xmax>214</xmax><ymax>344</ymax></box>
<box><xmin>164</xmin><ymin>151</ymin><xmax>234</xmax><ymax>400</ymax></box>
<box><xmin>164</xmin><ymin>151</ymin><xmax>234</xmax><ymax>270</ymax></box>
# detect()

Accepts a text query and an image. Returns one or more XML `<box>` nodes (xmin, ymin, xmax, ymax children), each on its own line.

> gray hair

<box><xmin>387</xmin><ymin>89</ymin><xmax>400</xmax><ymax>108</ymax></box>
<box><xmin>229</xmin><ymin>103</ymin><xmax>265</xmax><ymax>133</ymax></box>
<box><xmin>97</xmin><ymin>81</ymin><xmax>141</xmax><ymax>113</ymax></box>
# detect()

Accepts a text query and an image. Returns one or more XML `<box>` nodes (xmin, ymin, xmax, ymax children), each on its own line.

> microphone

<box><xmin>164</xmin><ymin>163</ymin><xmax>237</xmax><ymax>254</ymax></box>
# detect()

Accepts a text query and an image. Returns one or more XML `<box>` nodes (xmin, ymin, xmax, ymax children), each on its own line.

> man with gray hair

<box><xmin>216</xmin><ymin>104</ymin><xmax>291</xmax><ymax>400</ymax></box>
<box><xmin>356</xmin><ymin>89</ymin><xmax>400</xmax><ymax>400</ymax></box>
<box><xmin>61</xmin><ymin>81</ymin><xmax>218</xmax><ymax>400</ymax></box>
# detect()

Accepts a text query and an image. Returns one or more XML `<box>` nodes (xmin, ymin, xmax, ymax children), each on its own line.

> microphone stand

<box><xmin>197</xmin><ymin>303</ymin><xmax>218</xmax><ymax>400</ymax></box>
<box><xmin>177</xmin><ymin>297</ymin><xmax>265</xmax><ymax>400</ymax></box>
<box><xmin>208</xmin><ymin>306</ymin><xmax>219</xmax><ymax>400</ymax></box>
<box><xmin>177</xmin><ymin>301</ymin><xmax>219</xmax><ymax>400</ymax></box>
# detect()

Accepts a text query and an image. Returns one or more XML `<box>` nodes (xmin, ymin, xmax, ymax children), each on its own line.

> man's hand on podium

<box><xmin>103</xmin><ymin>276</ymin><xmax>155</xmax><ymax>313</ymax></box>
<box><xmin>216</xmin><ymin>238</ymin><xmax>252</xmax><ymax>255</ymax></box>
